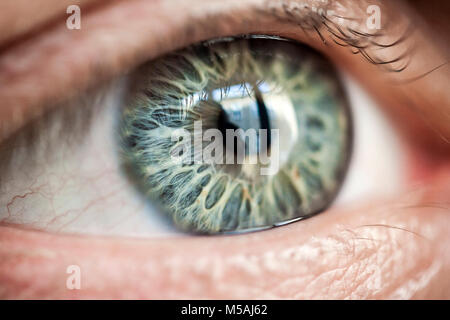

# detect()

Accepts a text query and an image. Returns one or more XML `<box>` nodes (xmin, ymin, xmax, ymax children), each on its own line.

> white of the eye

<box><xmin>0</xmin><ymin>77</ymin><xmax>181</xmax><ymax>238</ymax></box>
<box><xmin>334</xmin><ymin>71</ymin><xmax>407</xmax><ymax>206</ymax></box>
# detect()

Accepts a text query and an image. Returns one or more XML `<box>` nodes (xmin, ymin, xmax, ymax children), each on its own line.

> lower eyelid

<box><xmin>1</xmin><ymin>173</ymin><xmax>449</xmax><ymax>299</ymax></box>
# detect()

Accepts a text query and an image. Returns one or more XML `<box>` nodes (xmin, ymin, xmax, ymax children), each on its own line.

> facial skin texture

<box><xmin>0</xmin><ymin>0</ymin><xmax>449</xmax><ymax>299</ymax></box>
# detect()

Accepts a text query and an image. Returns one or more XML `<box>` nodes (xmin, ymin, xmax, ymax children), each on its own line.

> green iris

<box><xmin>119</xmin><ymin>36</ymin><xmax>352</xmax><ymax>234</ymax></box>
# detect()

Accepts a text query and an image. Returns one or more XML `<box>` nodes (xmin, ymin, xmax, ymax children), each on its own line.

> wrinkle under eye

<box><xmin>119</xmin><ymin>36</ymin><xmax>352</xmax><ymax>234</ymax></box>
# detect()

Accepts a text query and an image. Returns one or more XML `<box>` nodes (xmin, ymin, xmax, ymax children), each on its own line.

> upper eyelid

<box><xmin>0</xmin><ymin>0</ymin><xmax>438</xmax><ymax>143</ymax></box>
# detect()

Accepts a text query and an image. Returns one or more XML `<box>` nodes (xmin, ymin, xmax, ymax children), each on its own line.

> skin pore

<box><xmin>0</xmin><ymin>0</ymin><xmax>449</xmax><ymax>298</ymax></box>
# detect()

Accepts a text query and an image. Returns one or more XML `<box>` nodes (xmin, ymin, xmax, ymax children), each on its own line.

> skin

<box><xmin>0</xmin><ymin>0</ymin><xmax>449</xmax><ymax>299</ymax></box>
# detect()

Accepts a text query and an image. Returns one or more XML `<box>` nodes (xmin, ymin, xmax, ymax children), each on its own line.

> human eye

<box><xmin>0</xmin><ymin>2</ymin><xmax>401</xmax><ymax>237</ymax></box>
<box><xmin>0</xmin><ymin>0</ymin><xmax>449</xmax><ymax>299</ymax></box>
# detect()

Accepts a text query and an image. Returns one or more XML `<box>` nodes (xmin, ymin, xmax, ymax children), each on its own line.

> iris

<box><xmin>119</xmin><ymin>36</ymin><xmax>352</xmax><ymax>234</ymax></box>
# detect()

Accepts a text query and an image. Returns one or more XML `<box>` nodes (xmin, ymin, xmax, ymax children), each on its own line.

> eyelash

<box><xmin>265</xmin><ymin>0</ymin><xmax>413</xmax><ymax>72</ymax></box>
